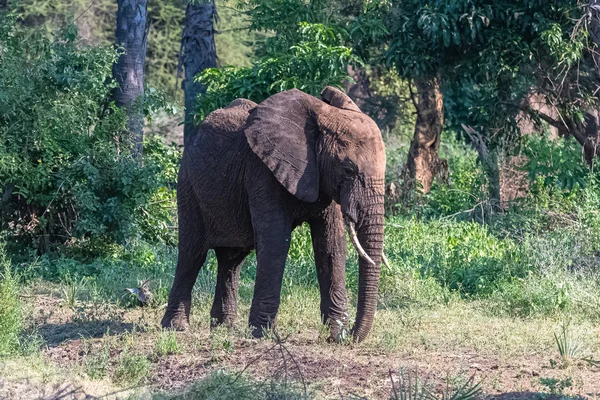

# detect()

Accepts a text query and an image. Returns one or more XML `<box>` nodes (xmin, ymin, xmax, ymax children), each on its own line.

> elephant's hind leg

<box><xmin>211</xmin><ymin>247</ymin><xmax>251</xmax><ymax>328</ymax></box>
<box><xmin>162</xmin><ymin>180</ymin><xmax>208</xmax><ymax>330</ymax></box>
<box><xmin>162</xmin><ymin>242</ymin><xmax>208</xmax><ymax>330</ymax></box>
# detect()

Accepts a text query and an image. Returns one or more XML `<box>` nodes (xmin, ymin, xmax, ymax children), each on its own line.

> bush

<box><xmin>421</xmin><ymin>139</ymin><xmax>486</xmax><ymax>218</ymax></box>
<box><xmin>518</xmin><ymin>134</ymin><xmax>589</xmax><ymax>192</ymax></box>
<box><xmin>0</xmin><ymin>16</ymin><xmax>180</xmax><ymax>252</ymax></box>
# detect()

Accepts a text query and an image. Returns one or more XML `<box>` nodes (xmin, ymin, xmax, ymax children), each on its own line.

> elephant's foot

<box><xmin>323</xmin><ymin>314</ymin><xmax>349</xmax><ymax>343</ymax></box>
<box><xmin>210</xmin><ymin>314</ymin><xmax>236</xmax><ymax>330</ymax></box>
<box><xmin>161</xmin><ymin>302</ymin><xmax>190</xmax><ymax>331</ymax></box>
<box><xmin>250</xmin><ymin>324</ymin><xmax>267</xmax><ymax>339</ymax></box>
<box><xmin>248</xmin><ymin>314</ymin><xmax>277</xmax><ymax>339</ymax></box>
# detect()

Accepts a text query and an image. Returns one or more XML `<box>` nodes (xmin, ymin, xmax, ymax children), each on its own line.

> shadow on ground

<box><xmin>39</xmin><ymin>319</ymin><xmax>135</xmax><ymax>347</ymax></box>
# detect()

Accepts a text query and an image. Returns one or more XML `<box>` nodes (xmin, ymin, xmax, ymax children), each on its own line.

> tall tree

<box><xmin>383</xmin><ymin>1</ymin><xmax>492</xmax><ymax>194</ymax></box>
<box><xmin>181</xmin><ymin>0</ymin><xmax>217</xmax><ymax>146</ymax></box>
<box><xmin>405</xmin><ymin>75</ymin><xmax>445</xmax><ymax>194</ymax></box>
<box><xmin>113</xmin><ymin>0</ymin><xmax>148</xmax><ymax>157</ymax></box>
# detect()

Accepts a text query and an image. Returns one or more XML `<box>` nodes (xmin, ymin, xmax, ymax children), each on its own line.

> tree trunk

<box><xmin>583</xmin><ymin>0</ymin><xmax>600</xmax><ymax>164</ymax></box>
<box><xmin>113</xmin><ymin>0</ymin><xmax>148</xmax><ymax>157</ymax></box>
<box><xmin>405</xmin><ymin>74</ymin><xmax>446</xmax><ymax>194</ymax></box>
<box><xmin>182</xmin><ymin>1</ymin><xmax>217</xmax><ymax>146</ymax></box>
<box><xmin>461</xmin><ymin>124</ymin><xmax>501</xmax><ymax>209</ymax></box>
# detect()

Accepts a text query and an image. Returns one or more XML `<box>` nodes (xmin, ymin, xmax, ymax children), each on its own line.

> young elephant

<box><xmin>161</xmin><ymin>87</ymin><xmax>387</xmax><ymax>343</ymax></box>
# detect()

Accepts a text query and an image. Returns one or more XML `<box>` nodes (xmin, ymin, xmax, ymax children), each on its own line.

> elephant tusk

<box><xmin>382</xmin><ymin>252</ymin><xmax>391</xmax><ymax>270</ymax></box>
<box><xmin>347</xmin><ymin>223</ymin><xmax>376</xmax><ymax>266</ymax></box>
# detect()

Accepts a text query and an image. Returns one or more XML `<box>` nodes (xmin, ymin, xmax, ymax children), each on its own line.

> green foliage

<box><xmin>0</xmin><ymin>17</ymin><xmax>180</xmax><ymax>250</ymax></box>
<box><xmin>518</xmin><ymin>134</ymin><xmax>589</xmax><ymax>192</ymax></box>
<box><xmin>16</xmin><ymin>0</ymin><xmax>257</xmax><ymax>99</ymax></box>
<box><xmin>196</xmin><ymin>22</ymin><xmax>358</xmax><ymax>120</ymax></box>
<box><xmin>384</xmin><ymin>218</ymin><xmax>525</xmax><ymax>297</ymax></box>
<box><xmin>0</xmin><ymin>243</ymin><xmax>23</xmax><ymax>358</ymax></box>
<box><xmin>420</xmin><ymin>138</ymin><xmax>486</xmax><ymax>218</ymax></box>
<box><xmin>539</xmin><ymin>377</ymin><xmax>573</xmax><ymax>397</ymax></box>
<box><xmin>242</xmin><ymin>0</ymin><xmax>340</xmax><ymax>51</ymax></box>
<box><xmin>380</xmin><ymin>0</ymin><xmax>586</xmax><ymax>149</ymax></box>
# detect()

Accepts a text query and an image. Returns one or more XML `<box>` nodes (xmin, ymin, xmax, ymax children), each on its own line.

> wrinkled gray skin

<box><xmin>161</xmin><ymin>87</ymin><xmax>386</xmax><ymax>342</ymax></box>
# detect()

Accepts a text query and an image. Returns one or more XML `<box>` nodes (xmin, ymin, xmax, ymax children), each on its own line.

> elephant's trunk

<box><xmin>350</xmin><ymin>194</ymin><xmax>385</xmax><ymax>343</ymax></box>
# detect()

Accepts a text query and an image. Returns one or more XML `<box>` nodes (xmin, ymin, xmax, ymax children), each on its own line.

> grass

<box><xmin>154</xmin><ymin>370</ymin><xmax>307</xmax><ymax>400</ymax></box>
<box><xmin>3</xmin><ymin>142</ymin><xmax>600</xmax><ymax>397</ymax></box>
<box><xmin>113</xmin><ymin>350</ymin><xmax>150</xmax><ymax>384</ymax></box>
<box><xmin>154</xmin><ymin>329</ymin><xmax>183</xmax><ymax>357</ymax></box>
<box><xmin>0</xmin><ymin>243</ymin><xmax>23</xmax><ymax>358</ymax></box>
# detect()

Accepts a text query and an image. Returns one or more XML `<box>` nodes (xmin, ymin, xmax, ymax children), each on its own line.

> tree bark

<box><xmin>405</xmin><ymin>74</ymin><xmax>446</xmax><ymax>194</ymax></box>
<box><xmin>113</xmin><ymin>0</ymin><xmax>148</xmax><ymax>157</ymax></box>
<box><xmin>182</xmin><ymin>1</ymin><xmax>217</xmax><ymax>146</ymax></box>
<box><xmin>461</xmin><ymin>124</ymin><xmax>501</xmax><ymax>208</ymax></box>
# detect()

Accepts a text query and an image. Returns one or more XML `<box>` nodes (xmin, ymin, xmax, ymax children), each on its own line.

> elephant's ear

<box><xmin>245</xmin><ymin>89</ymin><xmax>320</xmax><ymax>203</ymax></box>
<box><xmin>320</xmin><ymin>86</ymin><xmax>361</xmax><ymax>112</ymax></box>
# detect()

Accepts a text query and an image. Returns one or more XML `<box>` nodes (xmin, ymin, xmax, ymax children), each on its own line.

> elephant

<box><xmin>161</xmin><ymin>86</ymin><xmax>387</xmax><ymax>343</ymax></box>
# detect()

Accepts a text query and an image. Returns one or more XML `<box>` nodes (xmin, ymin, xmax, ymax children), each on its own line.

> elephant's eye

<box><xmin>342</xmin><ymin>162</ymin><xmax>358</xmax><ymax>178</ymax></box>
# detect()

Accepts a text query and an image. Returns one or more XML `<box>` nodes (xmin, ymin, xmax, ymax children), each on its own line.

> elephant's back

<box><xmin>187</xmin><ymin>99</ymin><xmax>256</xmax><ymax>162</ymax></box>
<box><xmin>181</xmin><ymin>100</ymin><xmax>256</xmax><ymax>247</ymax></box>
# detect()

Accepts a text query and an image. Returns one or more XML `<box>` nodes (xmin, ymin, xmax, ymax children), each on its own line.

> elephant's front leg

<box><xmin>248</xmin><ymin>205</ymin><xmax>293</xmax><ymax>338</ymax></box>
<box><xmin>309</xmin><ymin>203</ymin><xmax>348</xmax><ymax>341</ymax></box>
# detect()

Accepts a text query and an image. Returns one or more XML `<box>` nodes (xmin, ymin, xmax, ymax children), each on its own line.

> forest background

<box><xmin>3</xmin><ymin>1</ymin><xmax>600</xmax><ymax>398</ymax></box>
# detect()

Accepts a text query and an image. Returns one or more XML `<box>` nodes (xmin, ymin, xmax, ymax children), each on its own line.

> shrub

<box><xmin>518</xmin><ymin>134</ymin><xmax>589</xmax><ymax>192</ymax></box>
<box><xmin>0</xmin><ymin>16</ymin><xmax>180</xmax><ymax>253</ymax></box>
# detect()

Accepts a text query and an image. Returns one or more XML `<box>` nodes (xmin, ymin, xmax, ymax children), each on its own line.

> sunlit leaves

<box><xmin>195</xmin><ymin>22</ymin><xmax>358</xmax><ymax>121</ymax></box>
<box><xmin>541</xmin><ymin>23</ymin><xmax>587</xmax><ymax>68</ymax></box>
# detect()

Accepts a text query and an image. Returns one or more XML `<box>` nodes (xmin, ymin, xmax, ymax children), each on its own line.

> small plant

<box><xmin>390</xmin><ymin>369</ymin><xmax>432</xmax><ymax>400</ymax></box>
<box><xmin>380</xmin><ymin>331</ymin><xmax>399</xmax><ymax>351</ymax></box>
<box><xmin>440</xmin><ymin>375</ymin><xmax>482</xmax><ymax>400</ymax></box>
<box><xmin>399</xmin><ymin>308</ymin><xmax>424</xmax><ymax>329</ymax></box>
<box><xmin>539</xmin><ymin>377</ymin><xmax>573</xmax><ymax>396</ymax></box>
<box><xmin>390</xmin><ymin>369</ymin><xmax>482</xmax><ymax>400</ymax></box>
<box><xmin>19</xmin><ymin>330</ymin><xmax>43</xmax><ymax>357</ymax></box>
<box><xmin>553</xmin><ymin>320</ymin><xmax>582</xmax><ymax>368</ymax></box>
<box><xmin>60</xmin><ymin>277</ymin><xmax>84</xmax><ymax>309</ymax></box>
<box><xmin>209</xmin><ymin>326</ymin><xmax>235</xmax><ymax>362</ymax></box>
<box><xmin>166</xmin><ymin>369</ymin><xmax>306</xmax><ymax>400</ymax></box>
<box><xmin>113</xmin><ymin>351</ymin><xmax>150</xmax><ymax>384</ymax></box>
<box><xmin>154</xmin><ymin>330</ymin><xmax>183</xmax><ymax>357</ymax></box>
<box><xmin>84</xmin><ymin>343</ymin><xmax>111</xmax><ymax>380</ymax></box>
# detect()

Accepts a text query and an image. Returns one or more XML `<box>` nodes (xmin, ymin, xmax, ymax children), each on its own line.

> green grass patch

<box><xmin>0</xmin><ymin>243</ymin><xmax>23</xmax><ymax>358</ymax></box>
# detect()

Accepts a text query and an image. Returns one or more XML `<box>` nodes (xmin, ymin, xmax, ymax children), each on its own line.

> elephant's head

<box><xmin>245</xmin><ymin>87</ymin><xmax>386</xmax><ymax>342</ymax></box>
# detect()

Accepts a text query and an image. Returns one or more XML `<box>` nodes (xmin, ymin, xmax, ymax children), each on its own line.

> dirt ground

<box><xmin>1</xmin><ymin>292</ymin><xmax>600</xmax><ymax>400</ymax></box>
